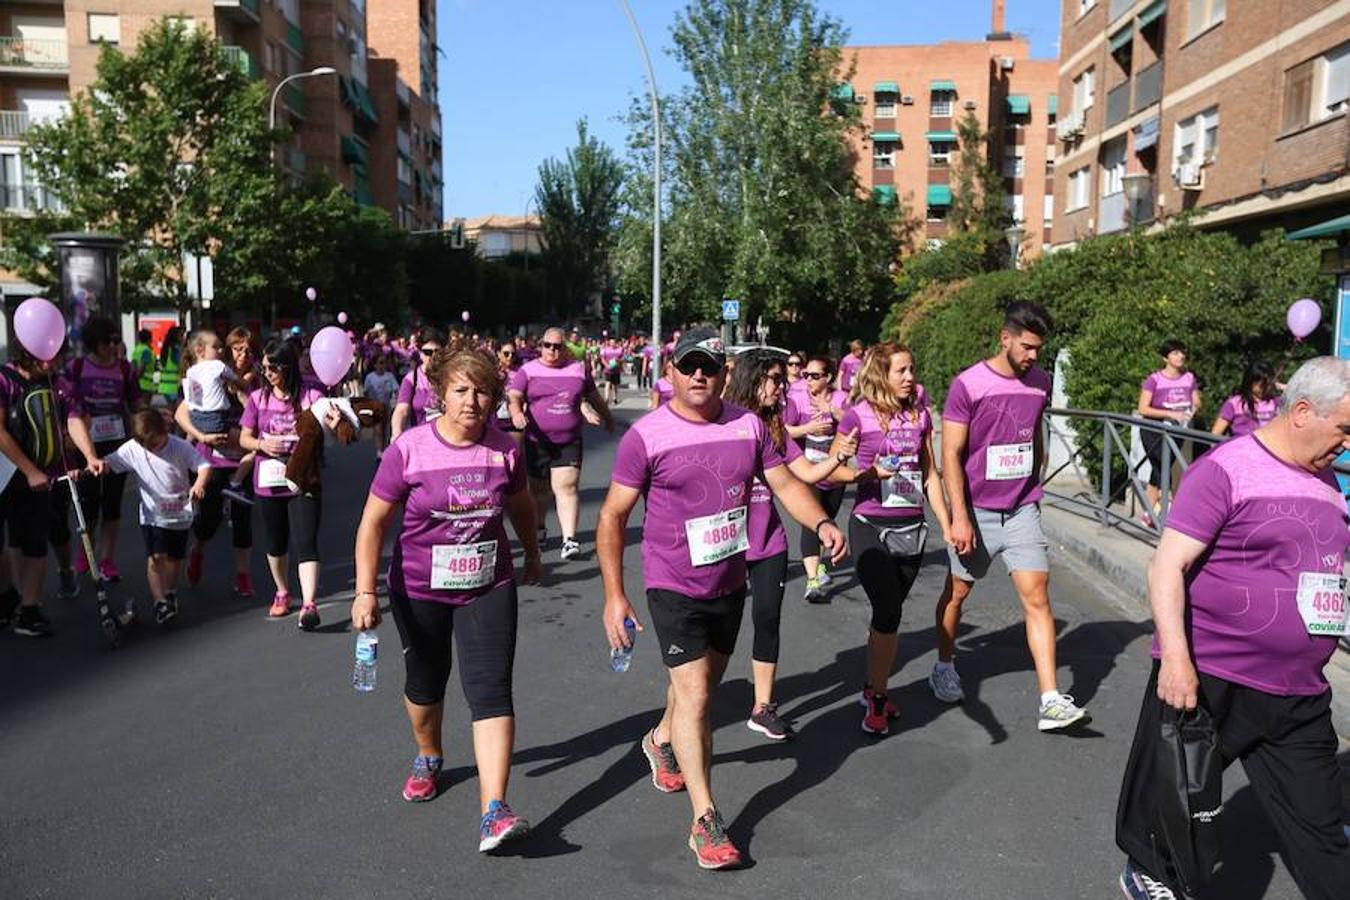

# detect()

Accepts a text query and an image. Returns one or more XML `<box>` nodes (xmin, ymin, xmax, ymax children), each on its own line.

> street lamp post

<box><xmin>268</xmin><ymin>67</ymin><xmax>338</xmax><ymax>132</ymax></box>
<box><xmin>1005</xmin><ymin>222</ymin><xmax>1026</xmax><ymax>270</ymax></box>
<box><xmin>618</xmin><ymin>0</ymin><xmax>662</xmax><ymax>370</ymax></box>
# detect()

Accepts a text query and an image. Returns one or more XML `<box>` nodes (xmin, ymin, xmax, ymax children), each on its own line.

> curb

<box><xmin>1040</xmin><ymin>506</ymin><xmax>1350</xmax><ymax>744</ymax></box>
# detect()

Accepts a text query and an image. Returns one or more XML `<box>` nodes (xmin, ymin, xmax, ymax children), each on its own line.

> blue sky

<box><xmin>440</xmin><ymin>1</ymin><xmax>1061</xmax><ymax>220</ymax></box>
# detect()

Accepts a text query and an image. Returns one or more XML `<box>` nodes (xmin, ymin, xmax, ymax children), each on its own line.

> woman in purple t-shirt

<box><xmin>783</xmin><ymin>354</ymin><xmax>850</xmax><ymax>601</ymax></box>
<box><xmin>239</xmin><ymin>340</ymin><xmax>328</xmax><ymax>629</ymax></box>
<box><xmin>1211</xmin><ymin>360</ymin><xmax>1279</xmax><ymax>438</ymax></box>
<box><xmin>351</xmin><ymin>349</ymin><xmax>541</xmax><ymax>849</ymax></box>
<box><xmin>1136</xmin><ymin>339</ymin><xmax>1203</xmax><ymax>520</ymax></box>
<box><xmin>724</xmin><ymin>350</ymin><xmax>857</xmax><ymax>740</ymax></box>
<box><xmin>390</xmin><ymin>329</ymin><xmax>445</xmax><ymax>440</ymax></box>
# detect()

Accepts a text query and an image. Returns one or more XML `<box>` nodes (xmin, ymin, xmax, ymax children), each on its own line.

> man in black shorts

<box><xmin>598</xmin><ymin>327</ymin><xmax>846</xmax><ymax>869</ymax></box>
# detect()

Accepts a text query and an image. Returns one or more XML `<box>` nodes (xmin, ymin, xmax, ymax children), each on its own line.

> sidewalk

<box><xmin>1040</xmin><ymin>504</ymin><xmax>1350</xmax><ymax>744</ymax></box>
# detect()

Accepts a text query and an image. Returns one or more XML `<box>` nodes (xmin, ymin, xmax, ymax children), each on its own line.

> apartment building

<box><xmin>841</xmin><ymin>3</ymin><xmax>1059</xmax><ymax>257</ymax></box>
<box><xmin>1053</xmin><ymin>0</ymin><xmax>1349</xmax><ymax>247</ymax></box>
<box><xmin>463</xmin><ymin>214</ymin><xmax>544</xmax><ymax>259</ymax></box>
<box><xmin>0</xmin><ymin>0</ymin><xmax>443</xmax><ymax>300</ymax></box>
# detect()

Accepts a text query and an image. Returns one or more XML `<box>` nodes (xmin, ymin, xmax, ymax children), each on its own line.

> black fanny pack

<box><xmin>856</xmin><ymin>515</ymin><xmax>928</xmax><ymax>558</ymax></box>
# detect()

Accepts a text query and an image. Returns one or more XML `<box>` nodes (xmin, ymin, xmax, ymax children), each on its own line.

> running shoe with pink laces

<box><xmin>857</xmin><ymin>688</ymin><xmax>899</xmax><ymax>720</ymax></box>
<box><xmin>268</xmin><ymin>591</ymin><xmax>292</xmax><ymax>617</ymax></box>
<box><xmin>401</xmin><ymin>755</ymin><xmax>442</xmax><ymax>802</ymax></box>
<box><xmin>689</xmin><ymin>807</ymin><xmax>742</xmax><ymax>870</ymax></box>
<box><xmin>861</xmin><ymin>690</ymin><xmax>891</xmax><ymax>735</ymax></box>
<box><xmin>74</xmin><ymin>553</ymin><xmax>90</xmax><ymax>576</ymax></box>
<box><xmin>233</xmin><ymin>572</ymin><xmax>254</xmax><ymax>598</ymax></box>
<box><xmin>98</xmin><ymin>559</ymin><xmax>121</xmax><ymax>582</ymax></box>
<box><xmin>478</xmin><ymin>799</ymin><xmax>530</xmax><ymax>852</ymax></box>
<box><xmin>298</xmin><ymin>601</ymin><xmax>320</xmax><ymax>631</ymax></box>
<box><xmin>640</xmin><ymin>728</ymin><xmax>685</xmax><ymax>793</ymax></box>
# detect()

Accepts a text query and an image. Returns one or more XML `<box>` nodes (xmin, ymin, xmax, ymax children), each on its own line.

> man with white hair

<box><xmin>1117</xmin><ymin>356</ymin><xmax>1350</xmax><ymax>900</ymax></box>
<box><xmin>508</xmin><ymin>326</ymin><xmax>614</xmax><ymax>560</ymax></box>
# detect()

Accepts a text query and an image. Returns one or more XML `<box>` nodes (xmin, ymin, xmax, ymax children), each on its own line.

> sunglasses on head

<box><xmin>540</xmin><ymin>341</ymin><xmax>565</xmax><ymax>350</ymax></box>
<box><xmin>802</xmin><ymin>371</ymin><xmax>828</xmax><ymax>380</ymax></box>
<box><xmin>675</xmin><ymin>355</ymin><xmax>724</xmax><ymax>377</ymax></box>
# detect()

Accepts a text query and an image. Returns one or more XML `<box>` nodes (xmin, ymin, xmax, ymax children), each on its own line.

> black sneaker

<box><xmin>56</xmin><ymin>568</ymin><xmax>79</xmax><ymax>600</ymax></box>
<box><xmin>0</xmin><ymin>589</ymin><xmax>20</xmax><ymax>630</ymax></box>
<box><xmin>155</xmin><ymin>594</ymin><xmax>178</xmax><ymax>625</ymax></box>
<box><xmin>13</xmin><ymin>605</ymin><xmax>54</xmax><ymax>638</ymax></box>
<box><xmin>746</xmin><ymin>702</ymin><xmax>794</xmax><ymax>740</ymax></box>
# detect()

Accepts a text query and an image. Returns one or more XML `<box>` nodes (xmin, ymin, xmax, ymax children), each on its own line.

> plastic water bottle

<box><xmin>353</xmin><ymin>631</ymin><xmax>378</xmax><ymax>692</ymax></box>
<box><xmin>610</xmin><ymin>618</ymin><xmax>637</xmax><ymax>673</ymax></box>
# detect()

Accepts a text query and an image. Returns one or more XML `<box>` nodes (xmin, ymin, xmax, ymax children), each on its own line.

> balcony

<box><xmin>1105</xmin><ymin>82</ymin><xmax>1131</xmax><ymax>129</ymax></box>
<box><xmin>1108</xmin><ymin>0</ymin><xmax>1134</xmax><ymax>22</ymax></box>
<box><xmin>1133</xmin><ymin>61</ymin><xmax>1163</xmax><ymax>112</ymax></box>
<box><xmin>1</xmin><ymin>183</ymin><xmax>64</xmax><ymax>213</ymax></box>
<box><xmin>396</xmin><ymin>128</ymin><xmax>411</xmax><ymax>157</ymax></box>
<box><xmin>0</xmin><ymin>111</ymin><xmax>32</xmax><ymax>140</ymax></box>
<box><xmin>1098</xmin><ymin>191</ymin><xmax>1128</xmax><ymax>234</ymax></box>
<box><xmin>214</xmin><ymin>0</ymin><xmax>261</xmax><ymax>24</ymax></box>
<box><xmin>222</xmin><ymin>46</ymin><xmax>259</xmax><ymax>80</ymax></box>
<box><xmin>0</xmin><ymin>37</ymin><xmax>69</xmax><ymax>72</ymax></box>
<box><xmin>395</xmin><ymin>79</ymin><xmax>410</xmax><ymax>107</ymax></box>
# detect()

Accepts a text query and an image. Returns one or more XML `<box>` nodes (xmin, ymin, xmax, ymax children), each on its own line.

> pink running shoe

<box><xmin>689</xmin><ymin>807</ymin><xmax>742</xmax><ymax>870</ymax></box>
<box><xmin>298</xmin><ymin>601</ymin><xmax>320</xmax><ymax>631</ymax></box>
<box><xmin>857</xmin><ymin>688</ymin><xmax>900</xmax><ymax>720</ymax></box>
<box><xmin>98</xmin><ymin>559</ymin><xmax>121</xmax><ymax>582</ymax></box>
<box><xmin>233</xmin><ymin>572</ymin><xmax>254</xmax><ymax>598</ymax></box>
<box><xmin>401</xmin><ymin>755</ymin><xmax>442</xmax><ymax>802</ymax></box>
<box><xmin>861</xmin><ymin>690</ymin><xmax>891</xmax><ymax>736</ymax></box>
<box><xmin>74</xmin><ymin>553</ymin><xmax>90</xmax><ymax>576</ymax></box>
<box><xmin>478</xmin><ymin>799</ymin><xmax>530</xmax><ymax>852</ymax></box>
<box><xmin>268</xmin><ymin>591</ymin><xmax>292</xmax><ymax>617</ymax></box>
<box><xmin>640</xmin><ymin>728</ymin><xmax>685</xmax><ymax>793</ymax></box>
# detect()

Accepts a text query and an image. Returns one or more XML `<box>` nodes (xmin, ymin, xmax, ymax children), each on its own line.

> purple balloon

<box><xmin>337</xmin><ymin>311</ymin><xmax>348</xmax><ymax>325</ymax></box>
<box><xmin>1286</xmin><ymin>298</ymin><xmax>1321</xmax><ymax>340</ymax></box>
<box><xmin>309</xmin><ymin>325</ymin><xmax>354</xmax><ymax>387</ymax></box>
<box><xmin>305</xmin><ymin>286</ymin><xmax>318</xmax><ymax>302</ymax></box>
<box><xmin>14</xmin><ymin>297</ymin><xmax>66</xmax><ymax>362</ymax></box>
<box><xmin>461</xmin><ymin>310</ymin><xmax>470</xmax><ymax>323</ymax></box>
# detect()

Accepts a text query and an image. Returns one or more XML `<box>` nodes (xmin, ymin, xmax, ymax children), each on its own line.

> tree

<box><xmin>616</xmin><ymin>0</ymin><xmax>909</xmax><ymax>341</ymax></box>
<box><xmin>946</xmin><ymin>109</ymin><xmax>1011</xmax><ymax>266</ymax></box>
<box><xmin>14</xmin><ymin>19</ymin><xmax>277</xmax><ymax>312</ymax></box>
<box><xmin>535</xmin><ymin>119</ymin><xmax>625</xmax><ymax>318</ymax></box>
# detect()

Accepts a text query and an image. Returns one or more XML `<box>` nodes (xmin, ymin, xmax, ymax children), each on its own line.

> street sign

<box><xmin>449</xmin><ymin>219</ymin><xmax>465</xmax><ymax>249</ymax></box>
<box><xmin>722</xmin><ymin>299</ymin><xmax>740</xmax><ymax>321</ymax></box>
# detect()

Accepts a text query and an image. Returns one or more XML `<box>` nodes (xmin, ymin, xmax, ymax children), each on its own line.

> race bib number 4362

<box><xmin>1296</xmin><ymin>571</ymin><xmax>1348</xmax><ymax>636</ymax></box>
<box><xmin>685</xmin><ymin>507</ymin><xmax>749</xmax><ymax>567</ymax></box>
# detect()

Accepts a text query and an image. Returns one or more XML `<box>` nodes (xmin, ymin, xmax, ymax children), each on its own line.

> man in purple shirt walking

<box><xmin>932</xmin><ymin>300</ymin><xmax>1089</xmax><ymax>731</ymax></box>
<box><xmin>1117</xmin><ymin>356</ymin><xmax>1350</xmax><ymax>900</ymax></box>
<box><xmin>597</xmin><ymin>328</ymin><xmax>846</xmax><ymax>870</ymax></box>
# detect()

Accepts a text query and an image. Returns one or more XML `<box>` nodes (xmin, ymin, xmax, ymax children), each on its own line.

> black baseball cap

<box><xmin>672</xmin><ymin>327</ymin><xmax>726</xmax><ymax>366</ymax></box>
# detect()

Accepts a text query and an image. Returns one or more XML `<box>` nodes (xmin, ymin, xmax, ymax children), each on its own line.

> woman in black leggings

<box><xmin>723</xmin><ymin>350</ymin><xmax>857</xmax><ymax>741</ymax></box>
<box><xmin>829</xmin><ymin>343</ymin><xmax>952</xmax><ymax>736</ymax></box>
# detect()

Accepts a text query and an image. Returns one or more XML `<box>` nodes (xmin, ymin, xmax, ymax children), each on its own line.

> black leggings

<box><xmin>849</xmin><ymin>515</ymin><xmax>923</xmax><ymax>634</ymax></box>
<box><xmin>77</xmin><ymin>453</ymin><xmax>127</xmax><ymax>526</ymax></box>
<box><xmin>747</xmin><ymin>551</ymin><xmax>789</xmax><ymax>664</ymax></box>
<box><xmin>389</xmin><ymin>584</ymin><xmax>518</xmax><ymax>716</ymax></box>
<box><xmin>193</xmin><ymin>467</ymin><xmax>253</xmax><ymax>549</ymax></box>
<box><xmin>2</xmin><ymin>477</ymin><xmax>53</xmax><ymax>558</ymax></box>
<box><xmin>799</xmin><ymin>486</ymin><xmax>845</xmax><ymax>558</ymax></box>
<box><xmin>257</xmin><ymin>494</ymin><xmax>321</xmax><ymax>562</ymax></box>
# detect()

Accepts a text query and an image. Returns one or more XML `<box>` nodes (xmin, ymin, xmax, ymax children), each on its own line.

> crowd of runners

<box><xmin>1</xmin><ymin>300</ymin><xmax>1346</xmax><ymax>895</ymax></box>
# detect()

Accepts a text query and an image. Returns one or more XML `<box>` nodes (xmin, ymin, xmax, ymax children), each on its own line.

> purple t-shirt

<box><xmin>942</xmin><ymin>362</ymin><xmax>1050</xmax><ymax>512</ymax></box>
<box><xmin>240</xmin><ymin>387</ymin><xmax>323</xmax><ymax>498</ymax></box>
<box><xmin>1218</xmin><ymin>394</ymin><xmax>1278</xmax><ymax>437</ymax></box>
<box><xmin>784</xmin><ymin>388</ymin><xmax>849</xmax><ymax>470</ymax></box>
<box><xmin>1142</xmin><ymin>370</ymin><xmax>1197</xmax><ymax>416</ymax></box>
<box><xmin>840</xmin><ymin>400</ymin><xmax>931</xmax><ymax>521</ymax></box>
<box><xmin>396</xmin><ymin>367</ymin><xmax>441</xmax><ymax>427</ymax></box>
<box><xmin>1159</xmin><ymin>435</ymin><xmax>1348</xmax><ymax>695</ymax></box>
<box><xmin>748</xmin><ymin>437</ymin><xmax>802</xmax><ymax>561</ymax></box>
<box><xmin>371</xmin><ymin>424</ymin><xmax>525</xmax><ymax>605</ymax></box>
<box><xmin>509</xmin><ymin>359</ymin><xmax>595</xmax><ymax>445</ymax></box>
<box><xmin>653</xmin><ymin>378</ymin><xmax>674</xmax><ymax>405</ymax></box>
<box><xmin>600</xmin><ymin>346</ymin><xmax>624</xmax><ymax>371</ymax></box>
<box><xmin>838</xmin><ymin>354</ymin><xmax>863</xmax><ymax>392</ymax></box>
<box><xmin>612</xmin><ymin>402</ymin><xmax>786</xmax><ymax>599</ymax></box>
<box><xmin>0</xmin><ymin>364</ymin><xmax>77</xmax><ymax>477</ymax></box>
<box><xmin>71</xmin><ymin>357</ymin><xmax>137</xmax><ymax>448</ymax></box>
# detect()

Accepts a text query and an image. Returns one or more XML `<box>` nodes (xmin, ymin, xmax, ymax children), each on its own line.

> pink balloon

<box><xmin>13</xmin><ymin>297</ymin><xmax>66</xmax><ymax>362</ymax></box>
<box><xmin>309</xmin><ymin>325</ymin><xmax>354</xmax><ymax>387</ymax></box>
<box><xmin>337</xmin><ymin>311</ymin><xmax>348</xmax><ymax>325</ymax></box>
<box><xmin>1286</xmin><ymin>298</ymin><xmax>1321</xmax><ymax>340</ymax></box>
<box><xmin>305</xmin><ymin>286</ymin><xmax>318</xmax><ymax>302</ymax></box>
<box><xmin>461</xmin><ymin>310</ymin><xmax>470</xmax><ymax>323</ymax></box>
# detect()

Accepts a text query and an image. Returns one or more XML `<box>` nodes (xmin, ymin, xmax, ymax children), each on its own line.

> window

<box><xmin>1174</xmin><ymin>106</ymin><xmax>1219</xmax><ymax>167</ymax></box>
<box><xmin>1045</xmin><ymin>144</ymin><xmax>1056</xmax><ymax>171</ymax></box>
<box><xmin>875</xmin><ymin>95</ymin><xmax>897</xmax><ymax>118</ymax></box>
<box><xmin>1043</xmin><ymin>193</ymin><xmax>1055</xmax><ymax>222</ymax></box>
<box><xmin>931</xmin><ymin>91</ymin><xmax>955</xmax><ymax>117</ymax></box>
<box><xmin>1187</xmin><ymin>0</ymin><xmax>1225</xmax><ymax>38</ymax></box>
<box><xmin>1005</xmin><ymin>193</ymin><xmax>1025</xmax><ymax>223</ymax></box>
<box><xmin>87</xmin><ymin>13</ymin><xmax>120</xmax><ymax>45</ymax></box>
<box><xmin>1100</xmin><ymin>137</ymin><xmax>1126</xmax><ymax>196</ymax></box>
<box><xmin>872</xmin><ymin>141</ymin><xmax>896</xmax><ymax>170</ymax></box>
<box><xmin>1078</xmin><ymin>0</ymin><xmax>1097</xmax><ymax>14</ymax></box>
<box><xmin>1072</xmin><ymin>68</ymin><xmax>1095</xmax><ymax>112</ymax></box>
<box><xmin>1068</xmin><ymin>166</ymin><xmax>1092</xmax><ymax>211</ymax></box>
<box><xmin>1283</xmin><ymin>43</ymin><xmax>1350</xmax><ymax>131</ymax></box>
<box><xmin>397</xmin><ymin>157</ymin><xmax>412</xmax><ymax>185</ymax></box>
<box><xmin>1002</xmin><ymin>146</ymin><xmax>1025</xmax><ymax>178</ymax></box>
<box><xmin>928</xmin><ymin>139</ymin><xmax>956</xmax><ymax>166</ymax></box>
<box><xmin>926</xmin><ymin>205</ymin><xmax>948</xmax><ymax>222</ymax></box>
<box><xmin>263</xmin><ymin>41</ymin><xmax>276</xmax><ymax>74</ymax></box>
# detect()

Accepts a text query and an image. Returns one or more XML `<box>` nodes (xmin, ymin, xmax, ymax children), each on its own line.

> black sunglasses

<box><xmin>540</xmin><ymin>341</ymin><xmax>565</xmax><ymax>350</ymax></box>
<box><xmin>419</xmin><ymin>346</ymin><xmax>439</xmax><ymax>356</ymax></box>
<box><xmin>675</xmin><ymin>355</ymin><xmax>724</xmax><ymax>377</ymax></box>
<box><xmin>787</xmin><ymin>359</ymin><xmax>803</xmax><ymax>367</ymax></box>
<box><xmin>802</xmin><ymin>371</ymin><xmax>828</xmax><ymax>380</ymax></box>
<box><xmin>262</xmin><ymin>361</ymin><xmax>287</xmax><ymax>372</ymax></box>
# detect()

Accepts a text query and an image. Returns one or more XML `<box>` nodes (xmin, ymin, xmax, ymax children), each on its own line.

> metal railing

<box><xmin>0</xmin><ymin>36</ymin><xmax>69</xmax><ymax>69</ymax></box>
<box><xmin>1133</xmin><ymin>61</ymin><xmax>1163</xmax><ymax>111</ymax></box>
<box><xmin>0</xmin><ymin>110</ymin><xmax>31</xmax><ymax>140</ymax></box>
<box><xmin>1105</xmin><ymin>81</ymin><xmax>1131</xmax><ymax>128</ymax></box>
<box><xmin>1098</xmin><ymin>190</ymin><xmax>1128</xmax><ymax>233</ymax></box>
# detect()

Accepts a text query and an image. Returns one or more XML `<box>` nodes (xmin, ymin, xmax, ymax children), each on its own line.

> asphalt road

<box><xmin>0</xmin><ymin>388</ymin><xmax>1317</xmax><ymax>899</ymax></box>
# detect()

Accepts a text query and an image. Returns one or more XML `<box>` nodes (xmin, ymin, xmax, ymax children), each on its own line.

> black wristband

<box><xmin>813</xmin><ymin>517</ymin><xmax>832</xmax><ymax>537</ymax></box>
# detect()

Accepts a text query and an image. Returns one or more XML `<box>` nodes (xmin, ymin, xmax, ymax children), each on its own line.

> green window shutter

<box><xmin>873</xmin><ymin>185</ymin><xmax>897</xmax><ymax>206</ymax></box>
<box><xmin>929</xmin><ymin>79</ymin><xmax>956</xmax><ymax>92</ymax></box>
<box><xmin>1138</xmin><ymin>0</ymin><xmax>1167</xmax><ymax>26</ymax></box>
<box><xmin>1109</xmin><ymin>25</ymin><xmax>1133</xmax><ymax>52</ymax></box>
<box><xmin>1006</xmin><ymin>95</ymin><xmax>1030</xmax><ymax>115</ymax></box>
<box><xmin>286</xmin><ymin>22</ymin><xmax>303</xmax><ymax>53</ymax></box>
<box><xmin>832</xmin><ymin>83</ymin><xmax>854</xmax><ymax>103</ymax></box>
<box><xmin>926</xmin><ymin>184</ymin><xmax>952</xmax><ymax>205</ymax></box>
<box><xmin>870</xmin><ymin>131</ymin><xmax>900</xmax><ymax>142</ymax></box>
<box><xmin>925</xmin><ymin>130</ymin><xmax>958</xmax><ymax>142</ymax></box>
<box><xmin>873</xmin><ymin>81</ymin><xmax>899</xmax><ymax>94</ymax></box>
<box><xmin>1047</xmin><ymin>94</ymin><xmax>1058</xmax><ymax>115</ymax></box>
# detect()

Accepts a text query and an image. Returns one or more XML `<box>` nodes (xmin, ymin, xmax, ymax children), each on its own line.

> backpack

<box><xmin>71</xmin><ymin>356</ymin><xmax>137</xmax><ymax>405</ymax></box>
<box><xmin>2</xmin><ymin>367</ymin><xmax>61</xmax><ymax>471</ymax></box>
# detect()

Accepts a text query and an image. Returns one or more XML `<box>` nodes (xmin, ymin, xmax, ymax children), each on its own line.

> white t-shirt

<box><xmin>363</xmin><ymin>371</ymin><xmax>399</xmax><ymax>406</ymax></box>
<box><xmin>104</xmin><ymin>435</ymin><xmax>210</xmax><ymax>529</ymax></box>
<box><xmin>183</xmin><ymin>359</ymin><xmax>235</xmax><ymax>413</ymax></box>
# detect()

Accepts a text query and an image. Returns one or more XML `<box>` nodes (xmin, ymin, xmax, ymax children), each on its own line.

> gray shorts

<box><xmin>947</xmin><ymin>503</ymin><xmax>1049</xmax><ymax>582</ymax></box>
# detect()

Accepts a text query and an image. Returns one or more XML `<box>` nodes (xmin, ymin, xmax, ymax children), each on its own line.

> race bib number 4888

<box><xmin>684</xmin><ymin>507</ymin><xmax>749</xmax><ymax>567</ymax></box>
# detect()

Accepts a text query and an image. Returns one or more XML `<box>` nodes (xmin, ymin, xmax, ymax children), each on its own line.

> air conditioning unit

<box><xmin>963</xmin><ymin>99</ymin><xmax>978</xmax><ymax>110</ymax></box>
<box><xmin>900</xmin><ymin>94</ymin><xmax>914</xmax><ymax>105</ymax></box>
<box><xmin>1174</xmin><ymin>163</ymin><xmax>1204</xmax><ymax>190</ymax></box>
<box><xmin>999</xmin><ymin>56</ymin><xmax>1015</xmax><ymax>71</ymax></box>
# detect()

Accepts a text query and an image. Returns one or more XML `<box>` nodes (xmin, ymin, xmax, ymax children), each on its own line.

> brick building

<box><xmin>0</xmin><ymin>0</ymin><xmax>443</xmax><ymax>300</ymax></box>
<box><xmin>841</xmin><ymin>2</ymin><xmax>1059</xmax><ymax>257</ymax></box>
<box><xmin>1053</xmin><ymin>0</ymin><xmax>1349</xmax><ymax>247</ymax></box>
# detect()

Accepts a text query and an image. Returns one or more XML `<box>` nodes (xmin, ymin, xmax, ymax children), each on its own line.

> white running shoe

<box><xmin>560</xmin><ymin>538</ymin><xmax>581</xmax><ymax>560</ymax></box>
<box><xmin>1038</xmin><ymin>693</ymin><xmax>1089</xmax><ymax>731</ymax></box>
<box><xmin>1119</xmin><ymin>859</ymin><xmax>1176</xmax><ymax>899</ymax></box>
<box><xmin>928</xmin><ymin>664</ymin><xmax>964</xmax><ymax>703</ymax></box>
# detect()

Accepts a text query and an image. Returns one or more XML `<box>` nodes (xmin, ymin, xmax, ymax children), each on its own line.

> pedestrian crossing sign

<box><xmin>722</xmin><ymin>299</ymin><xmax>740</xmax><ymax>321</ymax></box>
